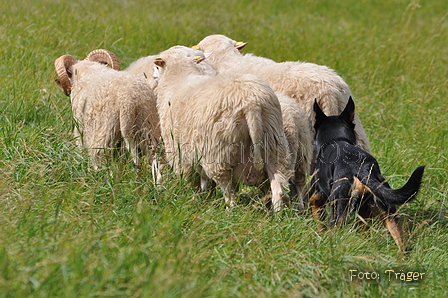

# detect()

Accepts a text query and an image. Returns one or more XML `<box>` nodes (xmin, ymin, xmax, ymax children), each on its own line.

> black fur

<box><xmin>310</xmin><ymin>96</ymin><xmax>425</xmax><ymax>225</ymax></box>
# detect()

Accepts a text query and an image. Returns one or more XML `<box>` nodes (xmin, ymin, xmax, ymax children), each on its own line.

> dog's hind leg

<box><xmin>385</xmin><ymin>216</ymin><xmax>405</xmax><ymax>252</ymax></box>
<box><xmin>368</xmin><ymin>204</ymin><xmax>406</xmax><ymax>252</ymax></box>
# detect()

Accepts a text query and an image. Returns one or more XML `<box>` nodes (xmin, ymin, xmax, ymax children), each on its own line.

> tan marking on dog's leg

<box><xmin>357</xmin><ymin>206</ymin><xmax>374</xmax><ymax>230</ymax></box>
<box><xmin>351</xmin><ymin>177</ymin><xmax>370</xmax><ymax>196</ymax></box>
<box><xmin>369</xmin><ymin>204</ymin><xmax>406</xmax><ymax>252</ymax></box>
<box><xmin>385</xmin><ymin>216</ymin><xmax>405</xmax><ymax>252</ymax></box>
<box><xmin>348</xmin><ymin>177</ymin><xmax>407</xmax><ymax>251</ymax></box>
<box><xmin>351</xmin><ymin>177</ymin><xmax>375</xmax><ymax>229</ymax></box>
<box><xmin>310</xmin><ymin>192</ymin><xmax>326</xmax><ymax>231</ymax></box>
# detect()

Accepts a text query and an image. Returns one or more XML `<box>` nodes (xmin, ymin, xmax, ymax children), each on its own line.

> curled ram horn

<box><xmin>54</xmin><ymin>54</ymin><xmax>78</xmax><ymax>96</ymax></box>
<box><xmin>85</xmin><ymin>49</ymin><xmax>121</xmax><ymax>70</ymax></box>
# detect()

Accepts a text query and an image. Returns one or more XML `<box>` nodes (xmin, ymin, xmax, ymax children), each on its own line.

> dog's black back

<box><xmin>311</xmin><ymin>97</ymin><xmax>425</xmax><ymax>225</ymax></box>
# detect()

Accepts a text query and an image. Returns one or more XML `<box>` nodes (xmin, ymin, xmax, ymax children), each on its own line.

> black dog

<box><xmin>308</xmin><ymin>97</ymin><xmax>425</xmax><ymax>251</ymax></box>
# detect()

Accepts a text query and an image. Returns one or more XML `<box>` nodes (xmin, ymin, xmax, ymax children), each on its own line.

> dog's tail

<box><xmin>372</xmin><ymin>165</ymin><xmax>425</xmax><ymax>206</ymax></box>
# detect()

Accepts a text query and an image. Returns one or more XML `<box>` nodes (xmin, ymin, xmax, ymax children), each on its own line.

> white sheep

<box><xmin>153</xmin><ymin>46</ymin><xmax>293</xmax><ymax>211</ymax></box>
<box><xmin>194</xmin><ymin>34</ymin><xmax>371</xmax><ymax>153</ymax></box>
<box><xmin>125</xmin><ymin>52</ymin><xmax>216</xmax><ymax>184</ymax></box>
<box><xmin>126</xmin><ymin>52</ymin><xmax>216</xmax><ymax>89</ymax></box>
<box><xmin>126</xmin><ymin>50</ymin><xmax>313</xmax><ymax>207</ymax></box>
<box><xmin>54</xmin><ymin>49</ymin><xmax>161</xmax><ymax>174</ymax></box>
<box><xmin>125</xmin><ymin>55</ymin><xmax>160</xmax><ymax>90</ymax></box>
<box><xmin>276</xmin><ymin>93</ymin><xmax>313</xmax><ymax>209</ymax></box>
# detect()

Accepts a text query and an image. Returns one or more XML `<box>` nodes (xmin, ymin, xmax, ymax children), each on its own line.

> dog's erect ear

<box><xmin>340</xmin><ymin>96</ymin><xmax>355</xmax><ymax>124</ymax></box>
<box><xmin>314</xmin><ymin>99</ymin><xmax>327</xmax><ymax>129</ymax></box>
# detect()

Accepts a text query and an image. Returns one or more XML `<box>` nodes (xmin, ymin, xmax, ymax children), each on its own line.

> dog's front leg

<box><xmin>310</xmin><ymin>192</ymin><xmax>327</xmax><ymax>231</ymax></box>
<box><xmin>329</xmin><ymin>178</ymin><xmax>352</xmax><ymax>226</ymax></box>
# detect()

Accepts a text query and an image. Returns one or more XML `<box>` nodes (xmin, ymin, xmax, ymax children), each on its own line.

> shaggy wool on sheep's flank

<box><xmin>55</xmin><ymin>54</ymin><xmax>161</xmax><ymax>173</ymax></box>
<box><xmin>276</xmin><ymin>93</ymin><xmax>313</xmax><ymax>208</ymax></box>
<box><xmin>125</xmin><ymin>55</ymin><xmax>160</xmax><ymax>90</ymax></box>
<box><xmin>127</xmin><ymin>48</ymin><xmax>313</xmax><ymax>207</ymax></box>
<box><xmin>72</xmin><ymin>63</ymin><xmax>160</xmax><ymax>167</ymax></box>
<box><xmin>196</xmin><ymin>34</ymin><xmax>371</xmax><ymax>153</ymax></box>
<box><xmin>155</xmin><ymin>46</ymin><xmax>293</xmax><ymax>211</ymax></box>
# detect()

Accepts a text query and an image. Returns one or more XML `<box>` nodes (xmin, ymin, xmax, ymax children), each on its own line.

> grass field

<box><xmin>1</xmin><ymin>0</ymin><xmax>447</xmax><ymax>297</ymax></box>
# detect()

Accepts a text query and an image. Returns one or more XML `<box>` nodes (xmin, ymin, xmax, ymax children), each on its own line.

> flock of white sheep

<box><xmin>54</xmin><ymin>34</ymin><xmax>371</xmax><ymax>211</ymax></box>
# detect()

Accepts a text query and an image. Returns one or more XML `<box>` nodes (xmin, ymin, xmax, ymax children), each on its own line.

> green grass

<box><xmin>1</xmin><ymin>0</ymin><xmax>447</xmax><ymax>297</ymax></box>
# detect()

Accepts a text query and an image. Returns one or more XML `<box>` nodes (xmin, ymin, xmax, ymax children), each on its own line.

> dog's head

<box><xmin>313</xmin><ymin>97</ymin><xmax>357</xmax><ymax>147</ymax></box>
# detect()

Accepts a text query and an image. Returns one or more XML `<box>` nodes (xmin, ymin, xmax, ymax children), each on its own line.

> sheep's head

<box><xmin>54</xmin><ymin>54</ymin><xmax>78</xmax><ymax>96</ymax></box>
<box><xmin>194</xmin><ymin>34</ymin><xmax>248</xmax><ymax>53</ymax></box>
<box><xmin>85</xmin><ymin>49</ymin><xmax>121</xmax><ymax>71</ymax></box>
<box><xmin>54</xmin><ymin>49</ymin><xmax>121</xmax><ymax>96</ymax></box>
<box><xmin>153</xmin><ymin>46</ymin><xmax>212</xmax><ymax>81</ymax></box>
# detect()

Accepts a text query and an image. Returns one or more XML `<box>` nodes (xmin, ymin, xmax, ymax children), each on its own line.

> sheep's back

<box><xmin>71</xmin><ymin>69</ymin><xmax>159</xmax><ymax>140</ymax></box>
<box><xmin>158</xmin><ymin>72</ymin><xmax>288</xmax><ymax>173</ymax></box>
<box><xmin>125</xmin><ymin>55</ymin><xmax>159</xmax><ymax>89</ymax></box>
<box><xmin>209</xmin><ymin>52</ymin><xmax>351</xmax><ymax>116</ymax></box>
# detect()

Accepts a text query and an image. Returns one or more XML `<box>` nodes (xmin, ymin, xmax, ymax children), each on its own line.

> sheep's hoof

<box><xmin>291</xmin><ymin>199</ymin><xmax>305</xmax><ymax>213</ymax></box>
<box><xmin>224</xmin><ymin>196</ymin><xmax>237</xmax><ymax>209</ymax></box>
<box><xmin>264</xmin><ymin>193</ymin><xmax>290</xmax><ymax>212</ymax></box>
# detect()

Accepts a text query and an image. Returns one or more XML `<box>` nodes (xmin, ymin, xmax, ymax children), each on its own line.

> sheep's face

<box><xmin>195</xmin><ymin>34</ymin><xmax>248</xmax><ymax>55</ymax></box>
<box><xmin>55</xmin><ymin>52</ymin><xmax>119</xmax><ymax>96</ymax></box>
<box><xmin>152</xmin><ymin>65</ymin><xmax>163</xmax><ymax>84</ymax></box>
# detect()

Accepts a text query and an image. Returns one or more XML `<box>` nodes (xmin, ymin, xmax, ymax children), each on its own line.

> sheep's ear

<box><xmin>191</xmin><ymin>45</ymin><xmax>200</xmax><ymax>50</ymax></box>
<box><xmin>154</xmin><ymin>58</ymin><xmax>165</xmax><ymax>67</ymax></box>
<box><xmin>193</xmin><ymin>55</ymin><xmax>206</xmax><ymax>64</ymax></box>
<box><xmin>235</xmin><ymin>41</ymin><xmax>248</xmax><ymax>50</ymax></box>
<box><xmin>313</xmin><ymin>99</ymin><xmax>327</xmax><ymax>130</ymax></box>
<box><xmin>340</xmin><ymin>96</ymin><xmax>355</xmax><ymax>124</ymax></box>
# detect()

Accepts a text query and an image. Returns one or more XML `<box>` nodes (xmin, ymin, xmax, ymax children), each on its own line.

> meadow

<box><xmin>0</xmin><ymin>0</ymin><xmax>447</xmax><ymax>297</ymax></box>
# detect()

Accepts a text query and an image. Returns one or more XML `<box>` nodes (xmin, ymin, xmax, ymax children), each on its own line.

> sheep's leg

<box><xmin>193</xmin><ymin>166</ymin><xmax>209</xmax><ymax>192</ymax></box>
<box><xmin>77</xmin><ymin>128</ymin><xmax>99</xmax><ymax>170</ymax></box>
<box><xmin>73</xmin><ymin>127</ymin><xmax>83</xmax><ymax>149</ymax></box>
<box><xmin>124</xmin><ymin>137</ymin><xmax>139</xmax><ymax>169</ymax></box>
<box><xmin>289</xmin><ymin>171</ymin><xmax>306</xmax><ymax>211</ymax></box>
<box><xmin>215</xmin><ymin>175</ymin><xmax>237</xmax><ymax>208</ymax></box>
<box><xmin>200</xmin><ymin>175</ymin><xmax>211</xmax><ymax>192</ymax></box>
<box><xmin>83</xmin><ymin>127</ymin><xmax>103</xmax><ymax>170</ymax></box>
<box><xmin>88</xmin><ymin>148</ymin><xmax>102</xmax><ymax>170</ymax></box>
<box><xmin>151</xmin><ymin>157</ymin><xmax>163</xmax><ymax>186</ymax></box>
<box><xmin>265</xmin><ymin>162</ymin><xmax>289</xmax><ymax>212</ymax></box>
